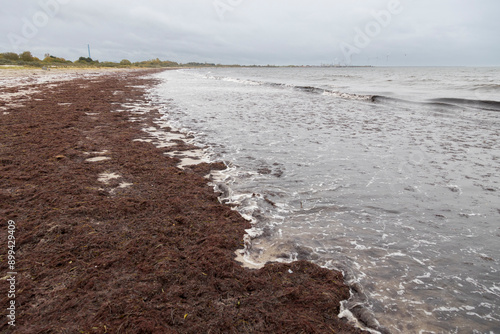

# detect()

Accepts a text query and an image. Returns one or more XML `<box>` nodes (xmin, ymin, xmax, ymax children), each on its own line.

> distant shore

<box><xmin>0</xmin><ymin>68</ymin><xmax>368</xmax><ymax>333</ymax></box>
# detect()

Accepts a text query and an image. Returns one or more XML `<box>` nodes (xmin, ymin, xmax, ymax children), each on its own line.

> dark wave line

<box><xmin>430</xmin><ymin>98</ymin><xmax>500</xmax><ymax>112</ymax></box>
<box><xmin>207</xmin><ymin>74</ymin><xmax>500</xmax><ymax>111</ymax></box>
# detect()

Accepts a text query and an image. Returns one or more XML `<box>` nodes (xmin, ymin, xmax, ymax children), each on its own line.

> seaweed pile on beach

<box><xmin>0</xmin><ymin>69</ymin><xmax>367</xmax><ymax>333</ymax></box>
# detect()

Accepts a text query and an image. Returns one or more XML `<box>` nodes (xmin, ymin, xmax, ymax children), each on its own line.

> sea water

<box><xmin>149</xmin><ymin>67</ymin><xmax>500</xmax><ymax>333</ymax></box>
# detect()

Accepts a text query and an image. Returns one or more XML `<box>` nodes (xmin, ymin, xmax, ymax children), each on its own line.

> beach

<box><xmin>0</xmin><ymin>68</ymin><xmax>367</xmax><ymax>333</ymax></box>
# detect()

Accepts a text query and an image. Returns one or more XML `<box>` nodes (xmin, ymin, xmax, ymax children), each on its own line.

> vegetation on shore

<box><xmin>0</xmin><ymin>51</ymin><xmax>223</xmax><ymax>68</ymax></box>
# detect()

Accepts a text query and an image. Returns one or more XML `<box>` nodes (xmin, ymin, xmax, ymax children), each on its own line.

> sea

<box><xmin>148</xmin><ymin>67</ymin><xmax>500</xmax><ymax>334</ymax></box>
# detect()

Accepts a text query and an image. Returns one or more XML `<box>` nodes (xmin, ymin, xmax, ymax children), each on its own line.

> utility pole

<box><xmin>88</xmin><ymin>44</ymin><xmax>91</xmax><ymax>59</ymax></box>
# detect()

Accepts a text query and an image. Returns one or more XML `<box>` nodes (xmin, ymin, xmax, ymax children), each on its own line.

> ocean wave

<box><xmin>204</xmin><ymin>74</ymin><xmax>376</xmax><ymax>101</ymax></box>
<box><xmin>201</xmin><ymin>71</ymin><xmax>500</xmax><ymax>112</ymax></box>
<box><xmin>429</xmin><ymin>97</ymin><xmax>500</xmax><ymax>112</ymax></box>
<box><xmin>370</xmin><ymin>95</ymin><xmax>500</xmax><ymax>112</ymax></box>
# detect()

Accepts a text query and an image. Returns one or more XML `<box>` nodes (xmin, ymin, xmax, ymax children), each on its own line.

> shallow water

<box><xmin>150</xmin><ymin>67</ymin><xmax>500</xmax><ymax>333</ymax></box>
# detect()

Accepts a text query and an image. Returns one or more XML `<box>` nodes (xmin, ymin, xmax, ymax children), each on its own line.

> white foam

<box><xmin>98</xmin><ymin>172</ymin><xmax>120</xmax><ymax>184</ymax></box>
<box><xmin>85</xmin><ymin>156</ymin><xmax>111</xmax><ymax>162</ymax></box>
<box><xmin>385</xmin><ymin>251</ymin><xmax>407</xmax><ymax>257</ymax></box>
<box><xmin>433</xmin><ymin>306</ymin><xmax>460</xmax><ymax>312</ymax></box>
<box><xmin>339</xmin><ymin>301</ymin><xmax>383</xmax><ymax>334</ymax></box>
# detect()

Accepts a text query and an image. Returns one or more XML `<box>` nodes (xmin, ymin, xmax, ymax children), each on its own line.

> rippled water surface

<box><xmin>150</xmin><ymin>67</ymin><xmax>500</xmax><ymax>333</ymax></box>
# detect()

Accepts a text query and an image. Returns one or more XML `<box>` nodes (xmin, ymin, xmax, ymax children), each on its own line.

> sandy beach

<box><xmin>0</xmin><ymin>68</ymin><xmax>368</xmax><ymax>333</ymax></box>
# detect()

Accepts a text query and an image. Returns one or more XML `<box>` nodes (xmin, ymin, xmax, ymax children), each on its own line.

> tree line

<box><xmin>0</xmin><ymin>51</ymin><xmax>221</xmax><ymax>68</ymax></box>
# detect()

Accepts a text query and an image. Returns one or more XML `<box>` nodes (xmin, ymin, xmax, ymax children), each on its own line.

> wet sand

<box><xmin>0</xmin><ymin>68</ymin><xmax>368</xmax><ymax>333</ymax></box>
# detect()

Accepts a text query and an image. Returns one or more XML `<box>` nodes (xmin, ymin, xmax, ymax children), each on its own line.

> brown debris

<box><xmin>0</xmin><ymin>69</ymin><xmax>367</xmax><ymax>333</ymax></box>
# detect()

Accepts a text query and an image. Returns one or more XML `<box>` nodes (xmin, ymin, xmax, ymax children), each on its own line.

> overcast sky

<box><xmin>1</xmin><ymin>0</ymin><xmax>499</xmax><ymax>66</ymax></box>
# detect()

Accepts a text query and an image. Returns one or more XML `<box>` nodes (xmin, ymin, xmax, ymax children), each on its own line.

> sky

<box><xmin>1</xmin><ymin>0</ymin><xmax>499</xmax><ymax>66</ymax></box>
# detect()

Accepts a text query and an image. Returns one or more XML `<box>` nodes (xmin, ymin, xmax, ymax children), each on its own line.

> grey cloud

<box><xmin>1</xmin><ymin>0</ymin><xmax>499</xmax><ymax>66</ymax></box>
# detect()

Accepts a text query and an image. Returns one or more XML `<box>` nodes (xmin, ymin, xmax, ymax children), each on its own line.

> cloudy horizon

<box><xmin>1</xmin><ymin>0</ymin><xmax>499</xmax><ymax>66</ymax></box>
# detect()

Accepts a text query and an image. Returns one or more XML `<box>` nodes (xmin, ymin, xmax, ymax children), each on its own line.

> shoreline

<box><xmin>0</xmin><ymin>69</ymin><xmax>369</xmax><ymax>333</ymax></box>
